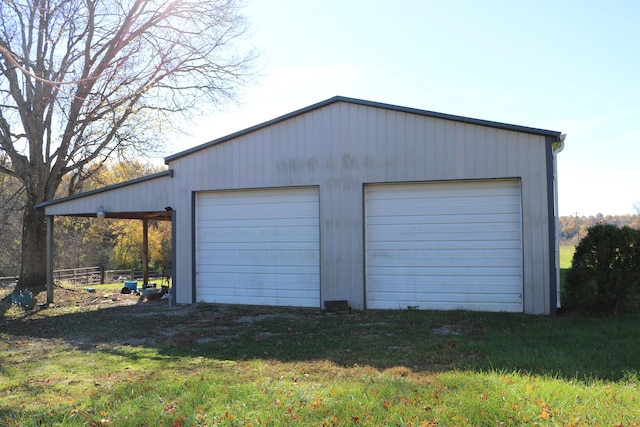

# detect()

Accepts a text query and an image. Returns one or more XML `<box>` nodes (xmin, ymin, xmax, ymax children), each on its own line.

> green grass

<box><xmin>559</xmin><ymin>245</ymin><xmax>575</xmax><ymax>301</ymax></box>
<box><xmin>559</xmin><ymin>245</ymin><xmax>575</xmax><ymax>270</ymax></box>
<box><xmin>1</xmin><ymin>286</ymin><xmax>639</xmax><ymax>426</ymax></box>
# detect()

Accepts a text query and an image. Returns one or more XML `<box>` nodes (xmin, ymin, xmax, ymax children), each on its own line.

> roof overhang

<box><xmin>36</xmin><ymin>169</ymin><xmax>174</xmax><ymax>220</ymax></box>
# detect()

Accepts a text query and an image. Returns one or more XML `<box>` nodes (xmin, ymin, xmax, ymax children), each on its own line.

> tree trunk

<box><xmin>16</xmin><ymin>203</ymin><xmax>47</xmax><ymax>293</ymax></box>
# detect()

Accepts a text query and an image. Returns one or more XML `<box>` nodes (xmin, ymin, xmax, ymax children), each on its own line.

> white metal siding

<box><xmin>43</xmin><ymin>175</ymin><xmax>172</xmax><ymax>216</ymax></box>
<box><xmin>195</xmin><ymin>187</ymin><xmax>320</xmax><ymax>307</ymax></box>
<box><xmin>366</xmin><ymin>180</ymin><xmax>523</xmax><ymax>312</ymax></box>
<box><xmin>169</xmin><ymin>100</ymin><xmax>552</xmax><ymax>312</ymax></box>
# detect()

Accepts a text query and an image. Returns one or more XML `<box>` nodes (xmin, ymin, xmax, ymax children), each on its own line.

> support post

<box><xmin>142</xmin><ymin>217</ymin><xmax>149</xmax><ymax>287</ymax></box>
<box><xmin>46</xmin><ymin>215</ymin><xmax>54</xmax><ymax>304</ymax></box>
<box><xmin>171</xmin><ymin>209</ymin><xmax>176</xmax><ymax>307</ymax></box>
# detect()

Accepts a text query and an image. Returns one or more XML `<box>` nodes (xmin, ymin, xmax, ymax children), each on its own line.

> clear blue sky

<box><xmin>174</xmin><ymin>0</ymin><xmax>640</xmax><ymax>217</ymax></box>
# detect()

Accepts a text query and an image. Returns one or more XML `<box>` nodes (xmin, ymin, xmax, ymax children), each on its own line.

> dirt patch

<box><xmin>0</xmin><ymin>284</ymin><xmax>171</xmax><ymax>329</ymax></box>
<box><xmin>6</xmin><ymin>285</ymin><xmax>173</xmax><ymax>312</ymax></box>
<box><xmin>56</xmin><ymin>288</ymin><xmax>138</xmax><ymax>307</ymax></box>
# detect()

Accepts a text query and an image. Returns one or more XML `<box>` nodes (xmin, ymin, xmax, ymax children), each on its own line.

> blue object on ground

<box><xmin>11</xmin><ymin>290</ymin><xmax>35</xmax><ymax>309</ymax></box>
<box><xmin>123</xmin><ymin>281</ymin><xmax>137</xmax><ymax>291</ymax></box>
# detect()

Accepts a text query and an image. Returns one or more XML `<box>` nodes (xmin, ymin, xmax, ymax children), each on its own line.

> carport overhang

<box><xmin>35</xmin><ymin>170</ymin><xmax>176</xmax><ymax>305</ymax></box>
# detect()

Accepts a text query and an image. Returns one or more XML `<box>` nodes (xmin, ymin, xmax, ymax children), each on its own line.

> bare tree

<box><xmin>0</xmin><ymin>0</ymin><xmax>255</xmax><ymax>291</ymax></box>
<box><xmin>0</xmin><ymin>156</ymin><xmax>24</xmax><ymax>277</ymax></box>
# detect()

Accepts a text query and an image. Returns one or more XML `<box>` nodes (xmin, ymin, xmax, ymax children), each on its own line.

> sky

<box><xmin>171</xmin><ymin>0</ymin><xmax>640</xmax><ymax>217</ymax></box>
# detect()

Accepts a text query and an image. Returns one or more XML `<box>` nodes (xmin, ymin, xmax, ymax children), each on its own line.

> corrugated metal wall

<box><xmin>43</xmin><ymin>176</ymin><xmax>173</xmax><ymax>216</ymax></box>
<box><xmin>167</xmin><ymin>101</ymin><xmax>552</xmax><ymax>313</ymax></box>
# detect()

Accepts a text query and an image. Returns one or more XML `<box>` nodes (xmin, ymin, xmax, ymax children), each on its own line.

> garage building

<box><xmin>38</xmin><ymin>96</ymin><xmax>565</xmax><ymax>314</ymax></box>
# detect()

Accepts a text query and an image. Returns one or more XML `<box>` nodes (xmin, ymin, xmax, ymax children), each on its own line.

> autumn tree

<box><xmin>0</xmin><ymin>0</ymin><xmax>254</xmax><ymax>291</ymax></box>
<box><xmin>53</xmin><ymin>160</ymin><xmax>171</xmax><ymax>273</ymax></box>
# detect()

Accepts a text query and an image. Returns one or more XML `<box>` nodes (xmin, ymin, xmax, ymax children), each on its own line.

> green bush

<box><xmin>565</xmin><ymin>223</ymin><xmax>640</xmax><ymax>313</ymax></box>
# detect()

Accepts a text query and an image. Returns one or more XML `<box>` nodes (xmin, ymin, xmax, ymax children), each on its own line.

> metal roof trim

<box><xmin>36</xmin><ymin>169</ymin><xmax>174</xmax><ymax>209</ymax></box>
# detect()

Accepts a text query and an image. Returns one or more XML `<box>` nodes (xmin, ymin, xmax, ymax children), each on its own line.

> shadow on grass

<box><xmin>1</xmin><ymin>292</ymin><xmax>639</xmax><ymax>382</ymax></box>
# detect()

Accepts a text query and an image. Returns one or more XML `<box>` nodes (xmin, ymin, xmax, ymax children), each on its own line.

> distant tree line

<box><xmin>559</xmin><ymin>213</ymin><xmax>640</xmax><ymax>246</ymax></box>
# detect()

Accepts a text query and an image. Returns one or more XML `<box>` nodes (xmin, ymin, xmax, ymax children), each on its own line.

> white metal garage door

<box><xmin>365</xmin><ymin>180</ymin><xmax>523</xmax><ymax>312</ymax></box>
<box><xmin>196</xmin><ymin>187</ymin><xmax>320</xmax><ymax>307</ymax></box>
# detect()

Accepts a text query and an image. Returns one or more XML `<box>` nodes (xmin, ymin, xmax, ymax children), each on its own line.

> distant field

<box><xmin>559</xmin><ymin>245</ymin><xmax>575</xmax><ymax>269</ymax></box>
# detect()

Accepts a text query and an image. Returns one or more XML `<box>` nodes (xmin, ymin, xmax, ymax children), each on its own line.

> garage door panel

<box><xmin>367</xmin><ymin>212</ymin><xmax>520</xmax><ymax>225</ymax></box>
<box><xmin>367</xmin><ymin>227</ymin><xmax>521</xmax><ymax>238</ymax></box>
<box><xmin>198</xmin><ymin>265</ymin><xmax>317</xmax><ymax>280</ymax></box>
<box><xmin>197</xmin><ymin>234</ymin><xmax>319</xmax><ymax>246</ymax></box>
<box><xmin>366</xmin><ymin>221</ymin><xmax>521</xmax><ymax>234</ymax></box>
<box><xmin>367</xmin><ymin>274</ymin><xmax>521</xmax><ymax>288</ymax></box>
<box><xmin>367</xmin><ymin>266</ymin><xmax>523</xmax><ymax>277</ymax></box>
<box><xmin>198</xmin><ymin>201</ymin><xmax>317</xmax><ymax>212</ymax></box>
<box><xmin>198</xmin><ymin>217</ymin><xmax>318</xmax><ymax>229</ymax></box>
<box><xmin>197</xmin><ymin>290</ymin><xmax>318</xmax><ymax>308</ymax></box>
<box><xmin>367</xmin><ymin>199</ymin><xmax>520</xmax><ymax>215</ymax></box>
<box><xmin>197</xmin><ymin>264</ymin><xmax>318</xmax><ymax>275</ymax></box>
<box><xmin>367</xmin><ymin>250</ymin><xmax>522</xmax><ymax>267</ymax></box>
<box><xmin>198</xmin><ymin>227</ymin><xmax>318</xmax><ymax>240</ymax></box>
<box><xmin>368</xmin><ymin>290</ymin><xmax>522</xmax><ymax>303</ymax></box>
<box><xmin>366</xmin><ymin>183</ymin><xmax>516</xmax><ymax>199</ymax></box>
<box><xmin>366</xmin><ymin>295</ymin><xmax>523</xmax><ymax>311</ymax></box>
<box><xmin>196</xmin><ymin>187</ymin><xmax>320</xmax><ymax>307</ymax></box>
<box><xmin>200</xmin><ymin>275</ymin><xmax>319</xmax><ymax>289</ymax></box>
<box><xmin>367</xmin><ymin>215</ymin><xmax>521</xmax><ymax>228</ymax></box>
<box><xmin>198</xmin><ymin>190</ymin><xmax>318</xmax><ymax>204</ymax></box>
<box><xmin>198</xmin><ymin>252</ymin><xmax>318</xmax><ymax>267</ymax></box>
<box><xmin>366</xmin><ymin>180</ymin><xmax>523</xmax><ymax>312</ymax></box>
<box><xmin>368</xmin><ymin>292</ymin><xmax>523</xmax><ymax>312</ymax></box>
<box><xmin>366</xmin><ymin>239</ymin><xmax>522</xmax><ymax>250</ymax></box>
<box><xmin>198</xmin><ymin>242</ymin><xmax>319</xmax><ymax>253</ymax></box>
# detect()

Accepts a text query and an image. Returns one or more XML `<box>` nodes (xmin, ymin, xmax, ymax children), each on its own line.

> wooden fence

<box><xmin>0</xmin><ymin>267</ymin><xmax>170</xmax><ymax>287</ymax></box>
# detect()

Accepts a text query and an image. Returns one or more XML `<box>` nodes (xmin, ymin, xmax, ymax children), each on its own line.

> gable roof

<box><xmin>165</xmin><ymin>96</ymin><xmax>562</xmax><ymax>163</ymax></box>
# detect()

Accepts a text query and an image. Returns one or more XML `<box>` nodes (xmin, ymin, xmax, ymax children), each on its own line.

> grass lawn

<box><xmin>1</xmin><ymin>284</ymin><xmax>639</xmax><ymax>426</ymax></box>
<box><xmin>559</xmin><ymin>245</ymin><xmax>575</xmax><ymax>270</ymax></box>
<box><xmin>559</xmin><ymin>245</ymin><xmax>575</xmax><ymax>304</ymax></box>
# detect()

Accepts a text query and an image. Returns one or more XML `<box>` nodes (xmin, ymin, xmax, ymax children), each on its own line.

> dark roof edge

<box><xmin>36</xmin><ymin>169</ymin><xmax>174</xmax><ymax>209</ymax></box>
<box><xmin>165</xmin><ymin>96</ymin><xmax>563</xmax><ymax>163</ymax></box>
<box><xmin>351</xmin><ymin>96</ymin><xmax>562</xmax><ymax>137</ymax></box>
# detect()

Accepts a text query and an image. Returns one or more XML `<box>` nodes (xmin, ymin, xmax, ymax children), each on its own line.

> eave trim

<box><xmin>35</xmin><ymin>169</ymin><xmax>174</xmax><ymax>209</ymax></box>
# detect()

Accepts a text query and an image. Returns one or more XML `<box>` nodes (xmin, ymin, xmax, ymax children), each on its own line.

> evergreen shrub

<box><xmin>565</xmin><ymin>223</ymin><xmax>640</xmax><ymax>313</ymax></box>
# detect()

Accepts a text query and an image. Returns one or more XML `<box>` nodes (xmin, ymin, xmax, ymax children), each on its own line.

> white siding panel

<box><xmin>167</xmin><ymin>100</ymin><xmax>552</xmax><ymax>312</ymax></box>
<box><xmin>366</xmin><ymin>180</ymin><xmax>523</xmax><ymax>312</ymax></box>
<box><xmin>195</xmin><ymin>187</ymin><xmax>320</xmax><ymax>307</ymax></box>
<box><xmin>44</xmin><ymin>174</ymin><xmax>172</xmax><ymax>216</ymax></box>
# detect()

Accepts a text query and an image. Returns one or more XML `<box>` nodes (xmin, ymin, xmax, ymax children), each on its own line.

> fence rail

<box><xmin>0</xmin><ymin>276</ymin><xmax>18</xmax><ymax>287</ymax></box>
<box><xmin>54</xmin><ymin>266</ymin><xmax>102</xmax><ymax>286</ymax></box>
<box><xmin>0</xmin><ymin>267</ymin><xmax>171</xmax><ymax>287</ymax></box>
<box><xmin>105</xmin><ymin>268</ymin><xmax>170</xmax><ymax>283</ymax></box>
